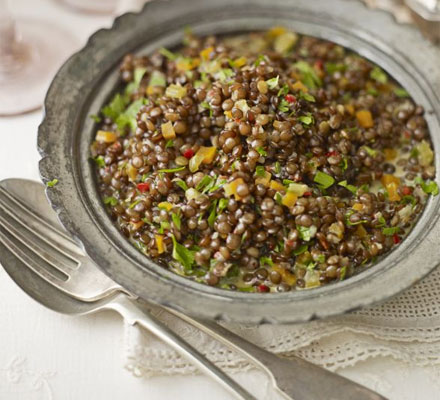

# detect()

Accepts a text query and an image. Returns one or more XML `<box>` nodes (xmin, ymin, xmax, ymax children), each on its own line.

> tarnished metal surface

<box><xmin>38</xmin><ymin>0</ymin><xmax>440</xmax><ymax>324</ymax></box>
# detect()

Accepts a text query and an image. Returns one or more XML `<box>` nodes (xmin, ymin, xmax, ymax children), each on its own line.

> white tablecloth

<box><xmin>1</xmin><ymin>1</ymin><xmax>439</xmax><ymax>399</ymax></box>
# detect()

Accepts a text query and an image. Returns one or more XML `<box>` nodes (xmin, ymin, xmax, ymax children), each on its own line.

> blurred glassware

<box><xmin>0</xmin><ymin>0</ymin><xmax>78</xmax><ymax>116</ymax></box>
<box><xmin>57</xmin><ymin>0</ymin><xmax>119</xmax><ymax>14</ymax></box>
<box><xmin>405</xmin><ymin>0</ymin><xmax>440</xmax><ymax>42</ymax></box>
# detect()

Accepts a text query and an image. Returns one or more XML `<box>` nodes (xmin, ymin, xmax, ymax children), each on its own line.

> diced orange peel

<box><xmin>158</xmin><ymin>202</ymin><xmax>173</xmax><ymax>212</ymax></box>
<box><xmin>356</xmin><ymin>224</ymin><xmax>367</xmax><ymax>238</ymax></box>
<box><xmin>126</xmin><ymin>164</ymin><xmax>138</xmax><ymax>181</ymax></box>
<box><xmin>381</xmin><ymin>174</ymin><xmax>401</xmax><ymax>201</ymax></box>
<box><xmin>96</xmin><ymin>130</ymin><xmax>117</xmax><ymax>143</ymax></box>
<box><xmin>383</xmin><ymin>148</ymin><xmax>397</xmax><ymax>161</ymax></box>
<box><xmin>356</xmin><ymin>110</ymin><xmax>374</xmax><ymax>128</ymax></box>
<box><xmin>200</xmin><ymin>47</ymin><xmax>214</xmax><ymax>61</ymax></box>
<box><xmin>266</xmin><ymin>26</ymin><xmax>287</xmax><ymax>39</ymax></box>
<box><xmin>189</xmin><ymin>146</ymin><xmax>217</xmax><ymax>172</ymax></box>
<box><xmin>255</xmin><ymin>171</ymin><xmax>272</xmax><ymax>187</ymax></box>
<box><xmin>269</xmin><ymin>180</ymin><xmax>285</xmax><ymax>192</ymax></box>
<box><xmin>291</xmin><ymin>81</ymin><xmax>308</xmax><ymax>93</ymax></box>
<box><xmin>130</xmin><ymin>220</ymin><xmax>144</xmax><ymax>230</ymax></box>
<box><xmin>223</xmin><ymin>178</ymin><xmax>245</xmax><ymax>200</ymax></box>
<box><xmin>272</xmin><ymin>264</ymin><xmax>296</xmax><ymax>286</ymax></box>
<box><xmin>381</xmin><ymin>174</ymin><xmax>400</xmax><ymax>186</ymax></box>
<box><xmin>161</xmin><ymin>121</ymin><xmax>176</xmax><ymax>140</ymax></box>
<box><xmin>345</xmin><ymin>104</ymin><xmax>355</xmax><ymax>115</ymax></box>
<box><xmin>352</xmin><ymin>203</ymin><xmax>364</xmax><ymax>212</ymax></box>
<box><xmin>176</xmin><ymin>57</ymin><xmax>200</xmax><ymax>71</ymax></box>
<box><xmin>385</xmin><ymin>183</ymin><xmax>401</xmax><ymax>201</ymax></box>
<box><xmin>155</xmin><ymin>234</ymin><xmax>165</xmax><ymax>254</ymax></box>
<box><xmin>282</xmin><ymin>192</ymin><xmax>298</xmax><ymax>208</ymax></box>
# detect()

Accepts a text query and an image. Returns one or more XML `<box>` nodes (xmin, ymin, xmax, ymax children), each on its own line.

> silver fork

<box><xmin>0</xmin><ymin>178</ymin><xmax>387</xmax><ymax>400</ymax></box>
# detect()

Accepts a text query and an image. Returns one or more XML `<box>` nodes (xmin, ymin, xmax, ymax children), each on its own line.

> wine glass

<box><xmin>0</xmin><ymin>0</ymin><xmax>78</xmax><ymax>116</ymax></box>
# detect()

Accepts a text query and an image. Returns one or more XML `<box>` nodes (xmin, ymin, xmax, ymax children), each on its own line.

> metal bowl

<box><xmin>38</xmin><ymin>0</ymin><xmax>440</xmax><ymax>324</ymax></box>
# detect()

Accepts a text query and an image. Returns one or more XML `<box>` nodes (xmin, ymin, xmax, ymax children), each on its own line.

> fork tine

<box><xmin>0</xmin><ymin>208</ymin><xmax>79</xmax><ymax>274</ymax></box>
<box><xmin>0</xmin><ymin>226</ymin><xmax>69</xmax><ymax>283</ymax></box>
<box><xmin>0</xmin><ymin>187</ymin><xmax>82</xmax><ymax>260</ymax></box>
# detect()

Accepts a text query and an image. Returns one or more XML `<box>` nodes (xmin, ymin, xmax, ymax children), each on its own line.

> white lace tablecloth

<box><xmin>1</xmin><ymin>1</ymin><xmax>440</xmax><ymax>399</ymax></box>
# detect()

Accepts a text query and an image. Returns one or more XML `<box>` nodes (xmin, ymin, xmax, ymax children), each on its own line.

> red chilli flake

<box><xmin>137</xmin><ymin>183</ymin><xmax>150</xmax><ymax>193</ymax></box>
<box><xmin>403</xmin><ymin>130</ymin><xmax>411</xmax><ymax>139</ymax></box>
<box><xmin>257</xmin><ymin>284</ymin><xmax>270</xmax><ymax>293</ymax></box>
<box><xmin>393</xmin><ymin>234</ymin><xmax>401</xmax><ymax>244</ymax></box>
<box><xmin>303</xmin><ymin>191</ymin><xmax>312</xmax><ymax>197</ymax></box>
<box><xmin>183</xmin><ymin>149</ymin><xmax>195</xmax><ymax>159</ymax></box>
<box><xmin>402</xmin><ymin>186</ymin><xmax>412</xmax><ymax>195</ymax></box>
<box><xmin>285</xmin><ymin>94</ymin><xmax>296</xmax><ymax>104</ymax></box>
<box><xmin>314</xmin><ymin>59</ymin><xmax>324</xmax><ymax>70</ymax></box>
<box><xmin>325</xmin><ymin>150</ymin><xmax>339</xmax><ymax>157</ymax></box>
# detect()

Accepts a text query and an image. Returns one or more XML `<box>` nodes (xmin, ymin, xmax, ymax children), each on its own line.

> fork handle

<box><xmin>166</xmin><ymin>310</ymin><xmax>388</xmax><ymax>400</ymax></box>
<box><xmin>105</xmin><ymin>295</ymin><xmax>257</xmax><ymax>400</ymax></box>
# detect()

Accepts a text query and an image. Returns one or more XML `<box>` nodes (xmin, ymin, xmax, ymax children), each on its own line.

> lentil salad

<box><xmin>90</xmin><ymin>28</ymin><xmax>438</xmax><ymax>293</ymax></box>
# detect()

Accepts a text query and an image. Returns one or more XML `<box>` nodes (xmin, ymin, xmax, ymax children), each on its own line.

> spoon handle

<box><xmin>165</xmin><ymin>309</ymin><xmax>388</xmax><ymax>400</ymax></box>
<box><xmin>105</xmin><ymin>295</ymin><xmax>257</xmax><ymax>400</ymax></box>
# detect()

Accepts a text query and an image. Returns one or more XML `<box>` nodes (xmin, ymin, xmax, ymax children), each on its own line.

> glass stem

<box><xmin>0</xmin><ymin>0</ymin><xmax>19</xmax><ymax>74</ymax></box>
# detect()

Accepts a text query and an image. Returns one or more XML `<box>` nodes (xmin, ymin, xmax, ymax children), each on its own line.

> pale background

<box><xmin>0</xmin><ymin>1</ymin><xmax>439</xmax><ymax>399</ymax></box>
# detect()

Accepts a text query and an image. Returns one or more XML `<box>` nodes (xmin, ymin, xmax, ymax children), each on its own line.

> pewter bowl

<box><xmin>38</xmin><ymin>0</ymin><xmax>440</xmax><ymax>324</ymax></box>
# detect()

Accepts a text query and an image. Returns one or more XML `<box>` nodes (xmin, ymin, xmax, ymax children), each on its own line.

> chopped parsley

<box><xmin>171</xmin><ymin>234</ymin><xmax>195</xmax><ymax>273</ymax></box>
<box><xmin>298</xmin><ymin>113</ymin><xmax>314</xmax><ymax>125</ymax></box>
<box><xmin>299</xmin><ymin>91</ymin><xmax>315</xmax><ymax>102</ymax></box>
<box><xmin>297</xmin><ymin>225</ymin><xmax>317</xmax><ymax>241</ymax></box>
<box><xmin>90</xmin><ymin>114</ymin><xmax>101</xmax><ymax>123</ymax></box>
<box><xmin>293</xmin><ymin>61</ymin><xmax>322</xmax><ymax>89</ymax></box>
<box><xmin>277</xmin><ymin>84</ymin><xmax>289</xmax><ymax>97</ymax></box>
<box><xmin>370</xmin><ymin>66</ymin><xmax>387</xmax><ymax>84</ymax></box>
<box><xmin>393</xmin><ymin>87</ymin><xmax>410</xmax><ymax>98</ymax></box>
<box><xmin>255</xmin><ymin>166</ymin><xmax>266</xmax><ymax>177</ymax></box>
<box><xmin>314</xmin><ymin>171</ymin><xmax>335</xmax><ymax>189</ymax></box>
<box><xmin>338</xmin><ymin>180</ymin><xmax>357</xmax><ymax>195</ymax></box>
<box><xmin>173</xmin><ymin>178</ymin><xmax>188</xmax><ymax>191</ymax></box>
<box><xmin>382</xmin><ymin>227</ymin><xmax>400</xmax><ymax>236</ymax></box>
<box><xmin>278</xmin><ymin>98</ymin><xmax>290</xmax><ymax>113</ymax></box>
<box><xmin>415</xmin><ymin>177</ymin><xmax>439</xmax><ymax>196</ymax></box>
<box><xmin>165</xmin><ymin>139</ymin><xmax>174</xmax><ymax>148</ymax></box>
<box><xmin>256</xmin><ymin>147</ymin><xmax>267</xmax><ymax>156</ymax></box>
<box><xmin>104</xmin><ymin>196</ymin><xmax>118</xmax><ymax>206</ymax></box>
<box><xmin>94</xmin><ymin>156</ymin><xmax>105</xmax><ymax>168</ymax></box>
<box><xmin>292</xmin><ymin>244</ymin><xmax>308</xmax><ymax>256</ymax></box>
<box><xmin>266</xmin><ymin>75</ymin><xmax>280</xmax><ymax>90</ymax></box>
<box><xmin>46</xmin><ymin>179</ymin><xmax>59</xmax><ymax>188</ymax></box>
<box><xmin>159</xmin><ymin>47</ymin><xmax>177</xmax><ymax>60</ymax></box>
<box><xmin>260</xmin><ymin>256</ymin><xmax>274</xmax><ymax>267</ymax></box>
<box><xmin>158</xmin><ymin>166</ymin><xmax>186</xmax><ymax>173</ymax></box>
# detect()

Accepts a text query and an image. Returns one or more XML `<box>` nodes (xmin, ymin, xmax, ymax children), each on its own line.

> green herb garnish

<box><xmin>292</xmin><ymin>244</ymin><xmax>308</xmax><ymax>256</ymax></box>
<box><xmin>383</xmin><ymin>227</ymin><xmax>400</xmax><ymax>236</ymax></box>
<box><xmin>196</xmin><ymin>175</ymin><xmax>214</xmax><ymax>192</ymax></box>
<box><xmin>370</xmin><ymin>66</ymin><xmax>387</xmax><ymax>84</ymax></box>
<box><xmin>103</xmin><ymin>196</ymin><xmax>118</xmax><ymax>206</ymax></box>
<box><xmin>363</xmin><ymin>146</ymin><xmax>377</xmax><ymax>157</ymax></box>
<box><xmin>314</xmin><ymin>171</ymin><xmax>335</xmax><ymax>189</ymax></box>
<box><xmin>415</xmin><ymin>177</ymin><xmax>439</xmax><ymax>196</ymax></box>
<box><xmin>171</xmin><ymin>234</ymin><xmax>195</xmax><ymax>273</ymax></box>
<box><xmin>159</xmin><ymin>47</ymin><xmax>177</xmax><ymax>60</ymax></box>
<box><xmin>218</xmin><ymin>198</ymin><xmax>229</xmax><ymax>213</ymax></box>
<box><xmin>165</xmin><ymin>139</ymin><xmax>174</xmax><ymax>148</ymax></box>
<box><xmin>149</xmin><ymin>70</ymin><xmax>167</xmax><ymax>87</ymax></box>
<box><xmin>125</xmin><ymin>67</ymin><xmax>147</xmax><ymax>94</ymax></box>
<box><xmin>255</xmin><ymin>166</ymin><xmax>266</xmax><ymax>177</ymax></box>
<box><xmin>277</xmin><ymin>84</ymin><xmax>289</xmax><ymax>97</ymax></box>
<box><xmin>171</xmin><ymin>212</ymin><xmax>181</xmax><ymax>230</ymax></box>
<box><xmin>266</xmin><ymin>75</ymin><xmax>279</xmax><ymax>90</ymax></box>
<box><xmin>278</xmin><ymin>98</ymin><xmax>290</xmax><ymax>113</ymax></box>
<box><xmin>102</xmin><ymin>93</ymin><xmax>128</xmax><ymax>121</ymax></box>
<box><xmin>297</xmin><ymin>225</ymin><xmax>317</xmax><ymax>242</ymax></box>
<box><xmin>325</xmin><ymin>62</ymin><xmax>346</xmax><ymax>74</ymax></box>
<box><xmin>298</xmin><ymin>113</ymin><xmax>314</xmax><ymax>125</ymax></box>
<box><xmin>94</xmin><ymin>156</ymin><xmax>105</xmax><ymax>168</ymax></box>
<box><xmin>393</xmin><ymin>87</ymin><xmax>410</xmax><ymax>98</ymax></box>
<box><xmin>299</xmin><ymin>91</ymin><xmax>315</xmax><ymax>102</ymax></box>
<box><xmin>338</xmin><ymin>180</ymin><xmax>357</xmax><ymax>195</ymax></box>
<box><xmin>158</xmin><ymin>166</ymin><xmax>186</xmax><ymax>173</ymax></box>
<box><xmin>274</xmin><ymin>161</ymin><xmax>281</xmax><ymax>175</ymax></box>
<box><xmin>207</xmin><ymin>199</ymin><xmax>218</xmax><ymax>228</ymax></box>
<box><xmin>90</xmin><ymin>114</ymin><xmax>101</xmax><ymax>123</ymax></box>
<box><xmin>173</xmin><ymin>178</ymin><xmax>188</xmax><ymax>191</ymax></box>
<box><xmin>46</xmin><ymin>179</ymin><xmax>58</xmax><ymax>188</ymax></box>
<box><xmin>256</xmin><ymin>147</ymin><xmax>267</xmax><ymax>157</ymax></box>
<box><xmin>260</xmin><ymin>256</ymin><xmax>274</xmax><ymax>267</ymax></box>
<box><xmin>200</xmin><ymin>101</ymin><xmax>213</xmax><ymax>117</ymax></box>
<box><xmin>274</xmin><ymin>192</ymin><xmax>282</xmax><ymax>205</ymax></box>
<box><xmin>293</xmin><ymin>61</ymin><xmax>322</xmax><ymax>89</ymax></box>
